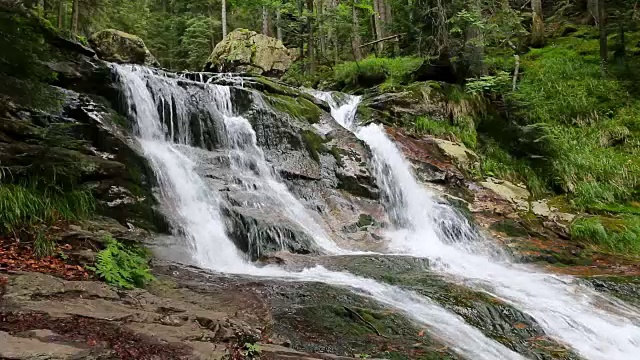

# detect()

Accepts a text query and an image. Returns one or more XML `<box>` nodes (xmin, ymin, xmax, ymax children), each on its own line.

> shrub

<box><xmin>92</xmin><ymin>235</ymin><xmax>154</xmax><ymax>289</ymax></box>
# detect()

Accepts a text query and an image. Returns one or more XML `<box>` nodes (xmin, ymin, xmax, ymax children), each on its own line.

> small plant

<box><xmin>356</xmin><ymin>354</ymin><xmax>371</xmax><ymax>359</ymax></box>
<box><xmin>243</xmin><ymin>343</ymin><xmax>261</xmax><ymax>358</ymax></box>
<box><xmin>91</xmin><ymin>235</ymin><xmax>154</xmax><ymax>289</ymax></box>
<box><xmin>33</xmin><ymin>227</ymin><xmax>55</xmax><ymax>258</ymax></box>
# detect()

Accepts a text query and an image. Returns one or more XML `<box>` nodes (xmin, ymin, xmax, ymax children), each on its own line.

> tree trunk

<box><xmin>276</xmin><ymin>8</ymin><xmax>283</xmax><ymax>41</ymax></box>
<box><xmin>221</xmin><ymin>0</ymin><xmax>227</xmax><ymax>38</ymax></box>
<box><xmin>372</xmin><ymin>0</ymin><xmax>385</xmax><ymax>54</ymax></box>
<box><xmin>71</xmin><ymin>0</ymin><xmax>79</xmax><ymax>35</ymax></box>
<box><xmin>57</xmin><ymin>0</ymin><xmax>65</xmax><ymax>29</ymax></box>
<box><xmin>598</xmin><ymin>0</ymin><xmax>607</xmax><ymax>75</ymax></box>
<box><xmin>318</xmin><ymin>0</ymin><xmax>326</xmax><ymax>56</ymax></box>
<box><xmin>306</xmin><ymin>0</ymin><xmax>315</xmax><ymax>72</ymax></box>
<box><xmin>351</xmin><ymin>0</ymin><xmax>362</xmax><ymax>60</ymax></box>
<box><xmin>588</xmin><ymin>0</ymin><xmax>599</xmax><ymax>24</ymax></box>
<box><xmin>209</xmin><ymin>4</ymin><xmax>215</xmax><ymax>50</ymax></box>
<box><xmin>465</xmin><ymin>1</ymin><xmax>485</xmax><ymax>77</ymax></box>
<box><xmin>531</xmin><ymin>0</ymin><xmax>545</xmax><ymax>47</ymax></box>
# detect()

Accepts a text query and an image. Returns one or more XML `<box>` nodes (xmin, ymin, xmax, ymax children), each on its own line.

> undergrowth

<box><xmin>91</xmin><ymin>235</ymin><xmax>154</xmax><ymax>289</ymax></box>
<box><xmin>414</xmin><ymin>115</ymin><xmax>477</xmax><ymax>149</ymax></box>
<box><xmin>571</xmin><ymin>215</ymin><xmax>640</xmax><ymax>256</ymax></box>
<box><xmin>333</xmin><ymin>56</ymin><xmax>425</xmax><ymax>90</ymax></box>
<box><xmin>483</xmin><ymin>28</ymin><xmax>640</xmax><ymax>208</ymax></box>
<box><xmin>0</xmin><ymin>184</ymin><xmax>94</xmax><ymax>234</ymax></box>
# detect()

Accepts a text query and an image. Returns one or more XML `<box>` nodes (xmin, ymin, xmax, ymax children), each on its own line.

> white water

<box><xmin>313</xmin><ymin>91</ymin><xmax>640</xmax><ymax>360</ymax></box>
<box><xmin>113</xmin><ymin>64</ymin><xmax>525</xmax><ymax>360</ymax></box>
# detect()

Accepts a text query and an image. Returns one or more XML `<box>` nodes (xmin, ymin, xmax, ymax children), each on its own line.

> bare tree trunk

<box><xmin>209</xmin><ymin>4</ymin><xmax>215</xmax><ymax>49</ymax></box>
<box><xmin>351</xmin><ymin>0</ymin><xmax>362</xmax><ymax>60</ymax></box>
<box><xmin>588</xmin><ymin>0</ymin><xmax>599</xmax><ymax>23</ymax></box>
<box><xmin>531</xmin><ymin>0</ymin><xmax>545</xmax><ymax>47</ymax></box>
<box><xmin>58</xmin><ymin>0</ymin><xmax>65</xmax><ymax>29</ymax></box>
<box><xmin>372</xmin><ymin>0</ymin><xmax>385</xmax><ymax>54</ymax></box>
<box><xmin>71</xmin><ymin>0</ymin><xmax>78</xmax><ymax>35</ymax></box>
<box><xmin>276</xmin><ymin>8</ymin><xmax>283</xmax><ymax>41</ymax></box>
<box><xmin>318</xmin><ymin>0</ymin><xmax>326</xmax><ymax>56</ymax></box>
<box><xmin>221</xmin><ymin>0</ymin><xmax>227</xmax><ymax>38</ymax></box>
<box><xmin>598</xmin><ymin>0</ymin><xmax>607</xmax><ymax>75</ymax></box>
<box><xmin>465</xmin><ymin>0</ymin><xmax>485</xmax><ymax>77</ymax></box>
<box><xmin>306</xmin><ymin>0</ymin><xmax>315</xmax><ymax>72</ymax></box>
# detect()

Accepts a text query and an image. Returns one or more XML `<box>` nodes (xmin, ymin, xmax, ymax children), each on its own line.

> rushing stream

<box><xmin>114</xmin><ymin>64</ymin><xmax>640</xmax><ymax>360</ymax></box>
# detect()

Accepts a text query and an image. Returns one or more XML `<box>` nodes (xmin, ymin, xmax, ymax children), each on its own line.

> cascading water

<box><xmin>113</xmin><ymin>64</ymin><xmax>525</xmax><ymax>360</ymax></box>
<box><xmin>312</xmin><ymin>90</ymin><xmax>640</xmax><ymax>360</ymax></box>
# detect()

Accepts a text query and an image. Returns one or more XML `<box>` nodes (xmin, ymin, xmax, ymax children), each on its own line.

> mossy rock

<box><xmin>89</xmin><ymin>29</ymin><xmax>159</xmax><ymax>67</ymax></box>
<box><xmin>271</xmin><ymin>282</ymin><xmax>460</xmax><ymax>359</ymax></box>
<box><xmin>204</xmin><ymin>29</ymin><xmax>293</xmax><ymax>77</ymax></box>
<box><xmin>265</xmin><ymin>93</ymin><xmax>322</xmax><ymax>124</ymax></box>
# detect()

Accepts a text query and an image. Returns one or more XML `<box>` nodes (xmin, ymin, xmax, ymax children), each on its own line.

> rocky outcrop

<box><xmin>89</xmin><ymin>29</ymin><xmax>160</xmax><ymax>67</ymax></box>
<box><xmin>204</xmin><ymin>29</ymin><xmax>293</xmax><ymax>77</ymax></box>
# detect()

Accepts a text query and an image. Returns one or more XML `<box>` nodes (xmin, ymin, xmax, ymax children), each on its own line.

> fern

<box><xmin>92</xmin><ymin>235</ymin><xmax>154</xmax><ymax>289</ymax></box>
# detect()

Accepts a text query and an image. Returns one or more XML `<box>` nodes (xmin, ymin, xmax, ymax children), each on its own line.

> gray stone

<box><xmin>204</xmin><ymin>29</ymin><xmax>293</xmax><ymax>77</ymax></box>
<box><xmin>89</xmin><ymin>29</ymin><xmax>159</xmax><ymax>67</ymax></box>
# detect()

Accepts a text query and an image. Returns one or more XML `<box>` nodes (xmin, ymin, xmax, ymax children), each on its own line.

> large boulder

<box><xmin>89</xmin><ymin>29</ymin><xmax>159</xmax><ymax>67</ymax></box>
<box><xmin>204</xmin><ymin>29</ymin><xmax>293</xmax><ymax>77</ymax></box>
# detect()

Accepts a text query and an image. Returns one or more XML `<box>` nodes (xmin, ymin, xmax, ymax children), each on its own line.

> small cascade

<box><xmin>311</xmin><ymin>90</ymin><xmax>640</xmax><ymax>360</ymax></box>
<box><xmin>113</xmin><ymin>64</ymin><xmax>526</xmax><ymax>360</ymax></box>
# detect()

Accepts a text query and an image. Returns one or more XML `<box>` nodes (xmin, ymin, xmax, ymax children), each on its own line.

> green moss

<box><xmin>266</xmin><ymin>93</ymin><xmax>322</xmax><ymax>124</ymax></box>
<box><xmin>333</xmin><ymin>56</ymin><xmax>425</xmax><ymax>90</ymax></box>
<box><xmin>301</xmin><ymin>130</ymin><xmax>327</xmax><ymax>163</ymax></box>
<box><xmin>329</xmin><ymin>146</ymin><xmax>343</xmax><ymax>166</ymax></box>
<box><xmin>489</xmin><ymin>219</ymin><xmax>529</xmax><ymax>237</ymax></box>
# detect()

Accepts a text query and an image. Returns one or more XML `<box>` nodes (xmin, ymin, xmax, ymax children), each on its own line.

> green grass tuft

<box><xmin>0</xmin><ymin>184</ymin><xmax>95</xmax><ymax>233</ymax></box>
<box><xmin>414</xmin><ymin>115</ymin><xmax>477</xmax><ymax>149</ymax></box>
<box><xmin>571</xmin><ymin>215</ymin><xmax>640</xmax><ymax>256</ymax></box>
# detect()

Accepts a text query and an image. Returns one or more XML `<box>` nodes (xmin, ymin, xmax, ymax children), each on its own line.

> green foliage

<box><xmin>33</xmin><ymin>228</ymin><xmax>56</xmax><ymax>258</ymax></box>
<box><xmin>478</xmin><ymin>139</ymin><xmax>545</xmax><ymax>197</ymax></box>
<box><xmin>0</xmin><ymin>184</ymin><xmax>94</xmax><ymax>234</ymax></box>
<box><xmin>92</xmin><ymin>235</ymin><xmax>154</xmax><ymax>289</ymax></box>
<box><xmin>465</xmin><ymin>72</ymin><xmax>510</xmax><ymax>94</ymax></box>
<box><xmin>496</xmin><ymin>31</ymin><xmax>640</xmax><ymax>208</ymax></box>
<box><xmin>242</xmin><ymin>343</ymin><xmax>261</xmax><ymax>358</ymax></box>
<box><xmin>333</xmin><ymin>56</ymin><xmax>425</xmax><ymax>90</ymax></box>
<box><xmin>571</xmin><ymin>215</ymin><xmax>640</xmax><ymax>256</ymax></box>
<box><xmin>414</xmin><ymin>116</ymin><xmax>477</xmax><ymax>149</ymax></box>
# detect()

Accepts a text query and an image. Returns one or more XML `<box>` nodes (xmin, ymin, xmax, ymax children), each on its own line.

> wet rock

<box><xmin>204</xmin><ymin>29</ymin><xmax>294</xmax><ymax>77</ymax></box>
<box><xmin>89</xmin><ymin>29</ymin><xmax>160</xmax><ymax>67</ymax></box>
<box><xmin>224</xmin><ymin>206</ymin><xmax>318</xmax><ymax>260</ymax></box>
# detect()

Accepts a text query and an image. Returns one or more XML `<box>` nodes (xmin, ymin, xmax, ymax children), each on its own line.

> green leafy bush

<box><xmin>92</xmin><ymin>235</ymin><xmax>154</xmax><ymax>289</ymax></box>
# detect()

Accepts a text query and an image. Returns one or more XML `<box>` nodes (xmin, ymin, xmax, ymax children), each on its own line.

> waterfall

<box><xmin>311</xmin><ymin>91</ymin><xmax>640</xmax><ymax>360</ymax></box>
<box><xmin>113</xmin><ymin>64</ymin><xmax>525</xmax><ymax>360</ymax></box>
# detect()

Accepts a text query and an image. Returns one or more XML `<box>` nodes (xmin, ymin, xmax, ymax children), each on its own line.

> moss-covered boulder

<box><xmin>204</xmin><ymin>29</ymin><xmax>293</xmax><ymax>77</ymax></box>
<box><xmin>89</xmin><ymin>29</ymin><xmax>159</xmax><ymax>67</ymax></box>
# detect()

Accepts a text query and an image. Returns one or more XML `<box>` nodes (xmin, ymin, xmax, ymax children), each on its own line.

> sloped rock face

<box><xmin>90</xmin><ymin>29</ymin><xmax>160</xmax><ymax>67</ymax></box>
<box><xmin>204</xmin><ymin>29</ymin><xmax>293</xmax><ymax>77</ymax></box>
